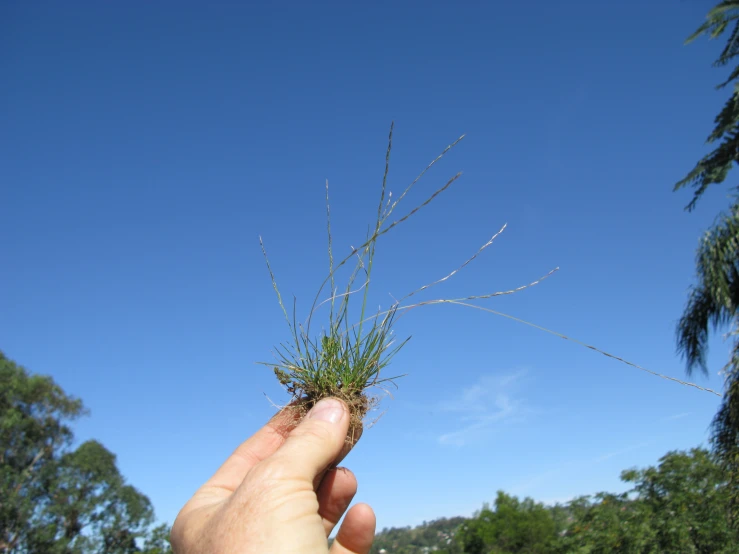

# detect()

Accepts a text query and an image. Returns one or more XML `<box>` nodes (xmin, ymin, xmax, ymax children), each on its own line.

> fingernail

<box><xmin>308</xmin><ymin>398</ymin><xmax>345</xmax><ymax>424</ymax></box>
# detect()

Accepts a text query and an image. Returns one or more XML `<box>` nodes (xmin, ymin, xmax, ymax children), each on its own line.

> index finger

<box><xmin>202</xmin><ymin>405</ymin><xmax>300</xmax><ymax>494</ymax></box>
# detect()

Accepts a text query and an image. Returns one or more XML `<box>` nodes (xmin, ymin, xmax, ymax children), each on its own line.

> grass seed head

<box><xmin>259</xmin><ymin>123</ymin><xmax>558</xmax><ymax>441</ymax></box>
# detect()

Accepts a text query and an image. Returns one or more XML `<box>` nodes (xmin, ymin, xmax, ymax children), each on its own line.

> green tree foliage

<box><xmin>138</xmin><ymin>525</ymin><xmax>173</xmax><ymax>554</ymax></box>
<box><xmin>676</xmin><ymin>0</ymin><xmax>739</xmax><ymax>523</ymax></box>
<box><xmin>556</xmin><ymin>493</ymin><xmax>657</xmax><ymax>553</ymax></box>
<box><xmin>675</xmin><ymin>1</ymin><xmax>739</xmax><ymax>210</ymax></box>
<box><xmin>0</xmin><ymin>351</ymin><xmax>171</xmax><ymax>554</ymax></box>
<box><xmin>558</xmin><ymin>449</ymin><xmax>739</xmax><ymax>553</ymax></box>
<box><xmin>624</xmin><ymin>448</ymin><xmax>736</xmax><ymax>551</ymax></box>
<box><xmin>456</xmin><ymin>492</ymin><xmax>558</xmax><ymax>554</ymax></box>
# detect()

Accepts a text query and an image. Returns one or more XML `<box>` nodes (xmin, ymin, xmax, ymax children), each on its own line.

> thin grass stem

<box><xmin>444</xmin><ymin>301</ymin><xmax>722</xmax><ymax>397</ymax></box>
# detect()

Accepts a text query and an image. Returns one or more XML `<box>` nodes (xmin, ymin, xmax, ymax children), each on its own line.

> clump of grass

<box><xmin>259</xmin><ymin>123</ymin><xmax>557</xmax><ymax>442</ymax></box>
<box><xmin>259</xmin><ymin>122</ymin><xmax>724</xmax><ymax>438</ymax></box>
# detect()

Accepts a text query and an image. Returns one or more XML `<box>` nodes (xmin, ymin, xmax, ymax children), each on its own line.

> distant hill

<box><xmin>370</xmin><ymin>517</ymin><xmax>467</xmax><ymax>554</ymax></box>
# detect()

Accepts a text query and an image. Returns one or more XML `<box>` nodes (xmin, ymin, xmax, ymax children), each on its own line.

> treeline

<box><xmin>370</xmin><ymin>448</ymin><xmax>739</xmax><ymax>553</ymax></box>
<box><xmin>1</xmin><ymin>352</ymin><xmax>172</xmax><ymax>553</ymax></box>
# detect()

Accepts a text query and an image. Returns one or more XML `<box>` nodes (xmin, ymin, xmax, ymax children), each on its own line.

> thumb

<box><xmin>265</xmin><ymin>398</ymin><xmax>351</xmax><ymax>485</ymax></box>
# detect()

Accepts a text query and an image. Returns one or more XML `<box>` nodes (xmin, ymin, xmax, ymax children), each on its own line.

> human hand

<box><xmin>170</xmin><ymin>398</ymin><xmax>375</xmax><ymax>553</ymax></box>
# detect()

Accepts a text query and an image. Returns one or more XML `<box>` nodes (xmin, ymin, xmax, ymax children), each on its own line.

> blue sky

<box><xmin>1</xmin><ymin>0</ymin><xmax>737</xmax><ymax>532</ymax></box>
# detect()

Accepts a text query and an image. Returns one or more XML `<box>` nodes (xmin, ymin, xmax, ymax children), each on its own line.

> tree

<box><xmin>456</xmin><ymin>492</ymin><xmax>558</xmax><ymax>554</ymax></box>
<box><xmin>557</xmin><ymin>449</ymin><xmax>739</xmax><ymax>553</ymax></box>
<box><xmin>675</xmin><ymin>1</ymin><xmax>739</xmax><ymax>211</ymax></box>
<box><xmin>555</xmin><ymin>493</ymin><xmax>657</xmax><ymax>554</ymax></box>
<box><xmin>0</xmin><ymin>350</ymin><xmax>171</xmax><ymax>553</ymax></box>
<box><xmin>138</xmin><ymin>524</ymin><xmax>173</xmax><ymax>554</ymax></box>
<box><xmin>622</xmin><ymin>448</ymin><xmax>736</xmax><ymax>552</ymax></box>
<box><xmin>676</xmin><ymin>0</ymin><xmax>739</xmax><ymax>523</ymax></box>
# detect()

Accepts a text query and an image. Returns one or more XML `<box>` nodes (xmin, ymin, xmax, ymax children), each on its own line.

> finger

<box><xmin>203</xmin><ymin>404</ymin><xmax>300</xmax><ymax>494</ymax></box>
<box><xmin>330</xmin><ymin>503</ymin><xmax>376</xmax><ymax>554</ymax></box>
<box><xmin>317</xmin><ymin>467</ymin><xmax>358</xmax><ymax>537</ymax></box>
<box><xmin>265</xmin><ymin>398</ymin><xmax>350</xmax><ymax>484</ymax></box>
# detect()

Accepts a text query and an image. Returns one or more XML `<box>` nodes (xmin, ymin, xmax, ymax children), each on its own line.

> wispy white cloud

<box><xmin>437</xmin><ymin>370</ymin><xmax>527</xmax><ymax>447</ymax></box>
<box><xmin>510</xmin><ymin>441</ymin><xmax>651</xmax><ymax>497</ymax></box>
<box><xmin>660</xmin><ymin>412</ymin><xmax>692</xmax><ymax>422</ymax></box>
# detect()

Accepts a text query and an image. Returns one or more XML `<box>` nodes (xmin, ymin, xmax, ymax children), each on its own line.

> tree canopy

<box><xmin>0</xmin><ymin>351</ymin><xmax>171</xmax><ymax>554</ymax></box>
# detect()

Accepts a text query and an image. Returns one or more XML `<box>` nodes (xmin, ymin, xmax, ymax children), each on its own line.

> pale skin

<box><xmin>171</xmin><ymin>398</ymin><xmax>375</xmax><ymax>553</ymax></box>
